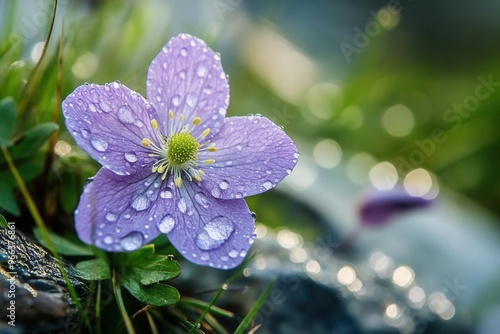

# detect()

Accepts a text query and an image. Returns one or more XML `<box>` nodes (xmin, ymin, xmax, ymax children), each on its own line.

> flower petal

<box><xmin>75</xmin><ymin>167</ymin><xmax>165</xmax><ymax>252</ymax></box>
<box><xmin>199</xmin><ymin>116</ymin><xmax>299</xmax><ymax>199</ymax></box>
<box><xmin>146</xmin><ymin>33</ymin><xmax>229</xmax><ymax>138</ymax></box>
<box><xmin>63</xmin><ymin>83</ymin><xmax>158</xmax><ymax>176</ymax></box>
<box><xmin>166</xmin><ymin>182</ymin><xmax>255</xmax><ymax>269</ymax></box>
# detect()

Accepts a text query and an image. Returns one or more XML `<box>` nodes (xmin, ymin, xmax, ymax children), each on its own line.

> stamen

<box><xmin>169</xmin><ymin>110</ymin><xmax>174</xmax><ymax>119</ymax></box>
<box><xmin>193</xmin><ymin>117</ymin><xmax>201</xmax><ymax>126</ymax></box>
<box><xmin>151</xmin><ymin>119</ymin><xmax>158</xmax><ymax>129</ymax></box>
<box><xmin>207</xmin><ymin>146</ymin><xmax>217</xmax><ymax>152</ymax></box>
<box><xmin>194</xmin><ymin>174</ymin><xmax>202</xmax><ymax>182</ymax></box>
<box><xmin>174</xmin><ymin>177</ymin><xmax>182</xmax><ymax>188</ymax></box>
<box><xmin>204</xmin><ymin>159</ymin><xmax>215</xmax><ymax>164</ymax></box>
<box><xmin>142</xmin><ymin>138</ymin><xmax>151</xmax><ymax>147</ymax></box>
<box><xmin>180</xmin><ymin>114</ymin><xmax>185</xmax><ymax>122</ymax></box>
<box><xmin>202</xmin><ymin>129</ymin><xmax>210</xmax><ymax>137</ymax></box>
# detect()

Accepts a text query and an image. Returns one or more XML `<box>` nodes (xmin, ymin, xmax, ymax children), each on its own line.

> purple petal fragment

<box><xmin>75</xmin><ymin>168</ymin><xmax>163</xmax><ymax>251</ymax></box>
<box><xmin>166</xmin><ymin>182</ymin><xmax>255</xmax><ymax>269</ymax></box>
<box><xmin>199</xmin><ymin>116</ymin><xmax>299</xmax><ymax>199</ymax></box>
<box><xmin>146</xmin><ymin>33</ymin><xmax>229</xmax><ymax>139</ymax></box>
<box><xmin>63</xmin><ymin>83</ymin><xmax>158</xmax><ymax>176</ymax></box>
<box><xmin>358</xmin><ymin>189</ymin><xmax>432</xmax><ymax>226</ymax></box>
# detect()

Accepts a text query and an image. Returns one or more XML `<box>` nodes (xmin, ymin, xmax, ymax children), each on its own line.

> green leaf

<box><xmin>9</xmin><ymin>122</ymin><xmax>58</xmax><ymax>160</ymax></box>
<box><xmin>0</xmin><ymin>97</ymin><xmax>17</xmax><ymax>146</ymax></box>
<box><xmin>33</xmin><ymin>227</ymin><xmax>94</xmax><ymax>256</ymax></box>
<box><xmin>76</xmin><ymin>258</ymin><xmax>111</xmax><ymax>280</ymax></box>
<box><xmin>0</xmin><ymin>178</ymin><xmax>19</xmax><ymax>215</ymax></box>
<box><xmin>115</xmin><ymin>245</ymin><xmax>181</xmax><ymax>285</ymax></box>
<box><xmin>0</xmin><ymin>214</ymin><xmax>8</xmax><ymax>228</ymax></box>
<box><xmin>123</xmin><ymin>279</ymin><xmax>180</xmax><ymax>306</ymax></box>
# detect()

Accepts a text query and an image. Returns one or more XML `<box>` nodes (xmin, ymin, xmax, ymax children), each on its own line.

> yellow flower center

<box><xmin>140</xmin><ymin>111</ymin><xmax>217</xmax><ymax>187</ymax></box>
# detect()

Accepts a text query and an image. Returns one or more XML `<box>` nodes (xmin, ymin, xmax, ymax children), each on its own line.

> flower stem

<box><xmin>112</xmin><ymin>270</ymin><xmax>136</xmax><ymax>334</ymax></box>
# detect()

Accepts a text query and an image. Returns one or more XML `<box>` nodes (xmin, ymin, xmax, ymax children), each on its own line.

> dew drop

<box><xmin>226</xmin><ymin>161</ymin><xmax>233</xmax><ymax>166</ymax></box>
<box><xmin>99</xmin><ymin>101</ymin><xmax>111</xmax><ymax>112</ymax></box>
<box><xmin>80</xmin><ymin>128</ymin><xmax>90</xmax><ymax>139</ymax></box>
<box><xmin>88</xmin><ymin>104</ymin><xmax>96</xmax><ymax>112</ymax></box>
<box><xmin>196</xmin><ymin>64</ymin><xmax>208</xmax><ymax>77</ymax></box>
<box><xmin>221</xmin><ymin>256</ymin><xmax>229</xmax><ymax>262</ymax></box>
<box><xmin>104</xmin><ymin>236</ymin><xmax>113</xmax><ymax>244</ymax></box>
<box><xmin>219</xmin><ymin>180</ymin><xmax>229</xmax><ymax>190</ymax></box>
<box><xmin>124</xmin><ymin>152</ymin><xmax>137</xmax><ymax>162</ymax></box>
<box><xmin>194</xmin><ymin>192</ymin><xmax>209</xmax><ymax>208</ymax></box>
<box><xmin>91</xmin><ymin>137</ymin><xmax>108</xmax><ymax>152</ymax></box>
<box><xmin>286</xmin><ymin>169</ymin><xmax>292</xmax><ymax>175</ymax></box>
<box><xmin>180</xmin><ymin>48</ymin><xmax>188</xmax><ymax>56</ymax></box>
<box><xmin>186</xmin><ymin>93</ymin><xmax>198</xmax><ymax>107</ymax></box>
<box><xmin>157</xmin><ymin>214</ymin><xmax>175</xmax><ymax>233</ymax></box>
<box><xmin>200</xmin><ymin>253</ymin><xmax>210</xmax><ymax>261</ymax></box>
<box><xmin>240</xmin><ymin>249</ymin><xmax>247</xmax><ymax>257</ymax></box>
<box><xmin>178</xmin><ymin>198</ymin><xmax>187</xmax><ymax>213</ymax></box>
<box><xmin>131</xmin><ymin>195</ymin><xmax>150</xmax><ymax>211</ymax></box>
<box><xmin>195</xmin><ymin>216</ymin><xmax>234</xmax><ymax>250</ymax></box>
<box><xmin>251</xmin><ymin>212</ymin><xmax>257</xmax><ymax>220</ymax></box>
<box><xmin>203</xmin><ymin>87</ymin><xmax>212</xmax><ymax>95</ymax></box>
<box><xmin>160</xmin><ymin>190</ymin><xmax>173</xmax><ymax>199</ymax></box>
<box><xmin>263</xmin><ymin>181</ymin><xmax>273</xmax><ymax>190</ymax></box>
<box><xmin>119</xmin><ymin>231</ymin><xmax>143</xmax><ymax>251</ymax></box>
<box><xmin>124</xmin><ymin>214</ymin><xmax>131</xmax><ymax>219</ymax></box>
<box><xmin>172</xmin><ymin>94</ymin><xmax>181</xmax><ymax>107</ymax></box>
<box><xmin>235</xmin><ymin>193</ymin><xmax>243</xmax><ymax>199</ymax></box>
<box><xmin>179</xmin><ymin>70</ymin><xmax>187</xmax><ymax>79</ymax></box>
<box><xmin>294</xmin><ymin>152</ymin><xmax>300</xmax><ymax>159</ymax></box>
<box><xmin>211</xmin><ymin>188</ymin><xmax>221</xmax><ymax>197</ymax></box>
<box><xmin>118</xmin><ymin>106</ymin><xmax>135</xmax><ymax>124</ymax></box>
<box><xmin>229</xmin><ymin>249</ymin><xmax>239</xmax><ymax>258</ymax></box>
<box><xmin>106</xmin><ymin>212</ymin><xmax>117</xmax><ymax>222</ymax></box>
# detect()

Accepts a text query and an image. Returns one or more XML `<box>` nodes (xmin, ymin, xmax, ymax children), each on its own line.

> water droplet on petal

<box><xmin>160</xmin><ymin>190</ymin><xmax>173</xmax><ymax>199</ymax></box>
<box><xmin>186</xmin><ymin>93</ymin><xmax>197</xmax><ymax>107</ymax></box>
<box><xmin>179</xmin><ymin>70</ymin><xmax>186</xmax><ymax>79</ymax></box>
<box><xmin>118</xmin><ymin>106</ymin><xmax>135</xmax><ymax>124</ymax></box>
<box><xmin>240</xmin><ymin>249</ymin><xmax>247</xmax><ymax>257</ymax></box>
<box><xmin>195</xmin><ymin>216</ymin><xmax>234</xmax><ymax>250</ymax></box>
<box><xmin>131</xmin><ymin>195</ymin><xmax>151</xmax><ymax>211</ymax></box>
<box><xmin>178</xmin><ymin>198</ymin><xmax>187</xmax><ymax>213</ymax></box>
<box><xmin>196</xmin><ymin>64</ymin><xmax>208</xmax><ymax>77</ymax></box>
<box><xmin>286</xmin><ymin>169</ymin><xmax>292</xmax><ymax>175</ymax></box>
<box><xmin>194</xmin><ymin>192</ymin><xmax>209</xmax><ymax>208</ymax></box>
<box><xmin>251</xmin><ymin>212</ymin><xmax>257</xmax><ymax>220</ymax></box>
<box><xmin>106</xmin><ymin>212</ymin><xmax>117</xmax><ymax>222</ymax></box>
<box><xmin>80</xmin><ymin>128</ymin><xmax>90</xmax><ymax>138</ymax></box>
<box><xmin>211</xmin><ymin>188</ymin><xmax>221</xmax><ymax>197</ymax></box>
<box><xmin>229</xmin><ymin>249</ymin><xmax>239</xmax><ymax>258</ymax></box>
<box><xmin>203</xmin><ymin>87</ymin><xmax>212</xmax><ymax>95</ymax></box>
<box><xmin>180</xmin><ymin>48</ymin><xmax>188</xmax><ymax>56</ymax></box>
<box><xmin>219</xmin><ymin>180</ymin><xmax>229</xmax><ymax>190</ymax></box>
<box><xmin>200</xmin><ymin>253</ymin><xmax>210</xmax><ymax>261</ymax></box>
<box><xmin>104</xmin><ymin>236</ymin><xmax>113</xmax><ymax>244</ymax></box>
<box><xmin>119</xmin><ymin>231</ymin><xmax>143</xmax><ymax>251</ymax></box>
<box><xmin>99</xmin><ymin>101</ymin><xmax>111</xmax><ymax>112</ymax></box>
<box><xmin>124</xmin><ymin>214</ymin><xmax>131</xmax><ymax>219</ymax></box>
<box><xmin>91</xmin><ymin>137</ymin><xmax>108</xmax><ymax>152</ymax></box>
<box><xmin>294</xmin><ymin>152</ymin><xmax>300</xmax><ymax>159</ymax></box>
<box><xmin>88</xmin><ymin>104</ymin><xmax>96</xmax><ymax>112</ymax></box>
<box><xmin>158</xmin><ymin>215</ymin><xmax>175</xmax><ymax>233</ymax></box>
<box><xmin>124</xmin><ymin>152</ymin><xmax>137</xmax><ymax>162</ymax></box>
<box><xmin>172</xmin><ymin>94</ymin><xmax>181</xmax><ymax>107</ymax></box>
<box><xmin>263</xmin><ymin>181</ymin><xmax>273</xmax><ymax>190</ymax></box>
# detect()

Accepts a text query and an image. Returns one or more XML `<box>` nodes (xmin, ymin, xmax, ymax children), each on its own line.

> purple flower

<box><xmin>62</xmin><ymin>34</ymin><xmax>298</xmax><ymax>269</ymax></box>
<box><xmin>358</xmin><ymin>188</ymin><xmax>432</xmax><ymax>226</ymax></box>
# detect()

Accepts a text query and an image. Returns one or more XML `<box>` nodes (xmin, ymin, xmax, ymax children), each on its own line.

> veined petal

<box><xmin>199</xmin><ymin>116</ymin><xmax>299</xmax><ymax>199</ymax></box>
<box><xmin>63</xmin><ymin>82</ymin><xmax>158</xmax><ymax>176</ymax></box>
<box><xmin>75</xmin><ymin>167</ymin><xmax>166</xmax><ymax>252</ymax></box>
<box><xmin>146</xmin><ymin>33</ymin><xmax>229</xmax><ymax>138</ymax></box>
<box><xmin>166</xmin><ymin>182</ymin><xmax>255</xmax><ymax>269</ymax></box>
